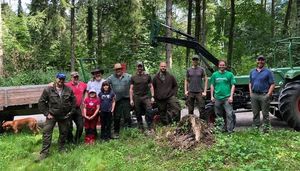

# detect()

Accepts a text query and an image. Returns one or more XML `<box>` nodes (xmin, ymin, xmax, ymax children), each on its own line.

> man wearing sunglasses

<box><xmin>65</xmin><ymin>72</ymin><xmax>87</xmax><ymax>143</ymax></box>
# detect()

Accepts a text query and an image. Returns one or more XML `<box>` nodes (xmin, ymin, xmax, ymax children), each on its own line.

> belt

<box><xmin>253</xmin><ymin>91</ymin><xmax>267</xmax><ymax>95</ymax></box>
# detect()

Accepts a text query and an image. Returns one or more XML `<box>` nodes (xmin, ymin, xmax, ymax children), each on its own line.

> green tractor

<box><xmin>151</xmin><ymin>21</ymin><xmax>300</xmax><ymax>130</ymax></box>
<box><xmin>274</xmin><ymin>37</ymin><xmax>300</xmax><ymax>130</ymax></box>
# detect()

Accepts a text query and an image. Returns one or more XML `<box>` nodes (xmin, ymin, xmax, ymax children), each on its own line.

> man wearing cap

<box><xmin>107</xmin><ymin>63</ymin><xmax>132</xmax><ymax>138</ymax></box>
<box><xmin>152</xmin><ymin>62</ymin><xmax>181</xmax><ymax>125</ymax></box>
<box><xmin>185</xmin><ymin>55</ymin><xmax>208</xmax><ymax>119</ymax></box>
<box><xmin>249</xmin><ymin>55</ymin><xmax>275</xmax><ymax>133</ymax></box>
<box><xmin>65</xmin><ymin>71</ymin><xmax>87</xmax><ymax>143</ymax></box>
<box><xmin>37</xmin><ymin>73</ymin><xmax>76</xmax><ymax>161</ymax></box>
<box><xmin>87</xmin><ymin>68</ymin><xmax>106</xmax><ymax>96</ymax></box>
<box><xmin>130</xmin><ymin>61</ymin><xmax>155</xmax><ymax>132</ymax></box>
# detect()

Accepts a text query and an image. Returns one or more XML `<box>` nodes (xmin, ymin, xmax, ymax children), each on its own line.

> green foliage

<box><xmin>0</xmin><ymin>69</ymin><xmax>62</xmax><ymax>86</ymax></box>
<box><xmin>0</xmin><ymin>128</ymin><xmax>299</xmax><ymax>170</ymax></box>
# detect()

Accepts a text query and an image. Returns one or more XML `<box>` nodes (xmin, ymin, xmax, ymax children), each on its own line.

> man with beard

<box><xmin>210</xmin><ymin>60</ymin><xmax>236</xmax><ymax>133</ymax></box>
<box><xmin>152</xmin><ymin>62</ymin><xmax>180</xmax><ymax>125</ymax></box>
<box><xmin>36</xmin><ymin>73</ymin><xmax>76</xmax><ymax>161</ymax></box>
<box><xmin>107</xmin><ymin>63</ymin><xmax>132</xmax><ymax>139</ymax></box>
<box><xmin>249</xmin><ymin>55</ymin><xmax>275</xmax><ymax>133</ymax></box>
<box><xmin>130</xmin><ymin>62</ymin><xmax>155</xmax><ymax>133</ymax></box>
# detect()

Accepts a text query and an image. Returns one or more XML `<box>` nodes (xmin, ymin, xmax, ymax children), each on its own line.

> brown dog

<box><xmin>2</xmin><ymin>117</ymin><xmax>40</xmax><ymax>134</ymax></box>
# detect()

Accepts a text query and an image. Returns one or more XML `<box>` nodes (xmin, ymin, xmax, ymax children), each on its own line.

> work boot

<box><xmin>35</xmin><ymin>153</ymin><xmax>48</xmax><ymax>162</ymax></box>
<box><xmin>112</xmin><ymin>133</ymin><xmax>119</xmax><ymax>139</ymax></box>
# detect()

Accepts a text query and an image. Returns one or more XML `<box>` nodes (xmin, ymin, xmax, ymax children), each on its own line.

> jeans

<box><xmin>214</xmin><ymin>98</ymin><xmax>234</xmax><ymax>132</ymax></box>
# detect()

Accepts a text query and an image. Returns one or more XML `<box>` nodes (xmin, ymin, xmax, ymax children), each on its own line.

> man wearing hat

<box><xmin>37</xmin><ymin>73</ymin><xmax>76</xmax><ymax>161</ymax></box>
<box><xmin>130</xmin><ymin>61</ymin><xmax>155</xmax><ymax>133</ymax></box>
<box><xmin>87</xmin><ymin>68</ymin><xmax>105</xmax><ymax>96</ymax></box>
<box><xmin>185</xmin><ymin>55</ymin><xmax>208</xmax><ymax>119</ymax></box>
<box><xmin>106</xmin><ymin>63</ymin><xmax>132</xmax><ymax>138</ymax></box>
<box><xmin>65</xmin><ymin>71</ymin><xmax>87</xmax><ymax>143</ymax></box>
<box><xmin>249</xmin><ymin>55</ymin><xmax>275</xmax><ymax>133</ymax></box>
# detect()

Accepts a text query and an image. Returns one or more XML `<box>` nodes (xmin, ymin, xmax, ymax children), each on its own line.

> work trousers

<box><xmin>67</xmin><ymin>107</ymin><xmax>83</xmax><ymax>143</ymax></box>
<box><xmin>134</xmin><ymin>95</ymin><xmax>153</xmax><ymax>130</ymax></box>
<box><xmin>186</xmin><ymin>92</ymin><xmax>205</xmax><ymax>119</ymax></box>
<box><xmin>156</xmin><ymin>96</ymin><xmax>181</xmax><ymax>125</ymax></box>
<box><xmin>40</xmin><ymin>117</ymin><xmax>69</xmax><ymax>155</ymax></box>
<box><xmin>251</xmin><ymin>93</ymin><xmax>271</xmax><ymax>129</ymax></box>
<box><xmin>113</xmin><ymin>98</ymin><xmax>132</xmax><ymax>134</ymax></box>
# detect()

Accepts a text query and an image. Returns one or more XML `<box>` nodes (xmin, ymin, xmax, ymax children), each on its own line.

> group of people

<box><xmin>36</xmin><ymin>54</ymin><xmax>275</xmax><ymax>161</ymax></box>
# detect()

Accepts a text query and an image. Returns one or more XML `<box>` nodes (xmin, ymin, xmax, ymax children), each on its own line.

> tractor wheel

<box><xmin>270</xmin><ymin>107</ymin><xmax>283</xmax><ymax>120</ymax></box>
<box><xmin>279</xmin><ymin>80</ymin><xmax>300</xmax><ymax>131</ymax></box>
<box><xmin>202</xmin><ymin>103</ymin><xmax>216</xmax><ymax>123</ymax></box>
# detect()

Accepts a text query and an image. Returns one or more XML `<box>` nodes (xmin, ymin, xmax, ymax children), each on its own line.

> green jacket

<box><xmin>38</xmin><ymin>84</ymin><xmax>76</xmax><ymax>120</ymax></box>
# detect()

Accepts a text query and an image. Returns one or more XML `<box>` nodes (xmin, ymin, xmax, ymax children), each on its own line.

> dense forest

<box><xmin>0</xmin><ymin>0</ymin><xmax>299</xmax><ymax>79</ymax></box>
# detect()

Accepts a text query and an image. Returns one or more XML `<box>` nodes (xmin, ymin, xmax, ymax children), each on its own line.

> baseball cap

<box><xmin>192</xmin><ymin>55</ymin><xmax>200</xmax><ymax>60</ymax></box>
<box><xmin>89</xmin><ymin>89</ymin><xmax>97</xmax><ymax>93</ymax></box>
<box><xmin>257</xmin><ymin>55</ymin><xmax>265</xmax><ymax>61</ymax></box>
<box><xmin>114</xmin><ymin>63</ymin><xmax>122</xmax><ymax>70</ymax></box>
<box><xmin>70</xmin><ymin>71</ymin><xmax>79</xmax><ymax>77</ymax></box>
<box><xmin>136</xmin><ymin>61</ymin><xmax>144</xmax><ymax>67</ymax></box>
<box><xmin>56</xmin><ymin>73</ymin><xmax>66</xmax><ymax>79</ymax></box>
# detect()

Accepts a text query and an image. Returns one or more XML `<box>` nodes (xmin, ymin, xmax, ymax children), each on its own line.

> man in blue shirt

<box><xmin>249</xmin><ymin>55</ymin><xmax>275</xmax><ymax>133</ymax></box>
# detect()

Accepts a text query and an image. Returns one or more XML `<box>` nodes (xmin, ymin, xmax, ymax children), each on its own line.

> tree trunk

<box><xmin>87</xmin><ymin>0</ymin><xmax>94</xmax><ymax>58</ymax></box>
<box><xmin>166</xmin><ymin>0</ymin><xmax>173</xmax><ymax>68</ymax></box>
<box><xmin>0</xmin><ymin>3</ymin><xmax>3</xmax><ymax>77</ymax></box>
<box><xmin>297</xmin><ymin>0</ymin><xmax>300</xmax><ymax>35</ymax></box>
<box><xmin>70</xmin><ymin>0</ymin><xmax>76</xmax><ymax>72</ymax></box>
<box><xmin>283</xmin><ymin>0</ymin><xmax>292</xmax><ymax>36</ymax></box>
<box><xmin>271</xmin><ymin>0</ymin><xmax>275</xmax><ymax>38</ymax></box>
<box><xmin>97</xmin><ymin>0</ymin><xmax>102</xmax><ymax>64</ymax></box>
<box><xmin>264</xmin><ymin>0</ymin><xmax>267</xmax><ymax>10</ymax></box>
<box><xmin>18</xmin><ymin>0</ymin><xmax>23</xmax><ymax>17</ymax></box>
<box><xmin>227</xmin><ymin>0</ymin><xmax>235</xmax><ymax>67</ymax></box>
<box><xmin>186</xmin><ymin>0</ymin><xmax>192</xmax><ymax>68</ymax></box>
<box><xmin>195</xmin><ymin>0</ymin><xmax>202</xmax><ymax>42</ymax></box>
<box><xmin>201</xmin><ymin>0</ymin><xmax>206</xmax><ymax>46</ymax></box>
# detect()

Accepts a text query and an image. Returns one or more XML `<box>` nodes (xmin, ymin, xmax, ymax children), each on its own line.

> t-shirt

<box><xmin>130</xmin><ymin>73</ymin><xmax>152</xmax><ymax>96</ymax></box>
<box><xmin>98</xmin><ymin>91</ymin><xmax>115</xmax><ymax>112</ymax></box>
<box><xmin>87</xmin><ymin>79</ymin><xmax>106</xmax><ymax>95</ymax></box>
<box><xmin>107</xmin><ymin>73</ymin><xmax>131</xmax><ymax>101</ymax></box>
<box><xmin>65</xmin><ymin>81</ymin><xmax>87</xmax><ymax>107</ymax></box>
<box><xmin>210</xmin><ymin>70</ymin><xmax>236</xmax><ymax>100</ymax></box>
<box><xmin>84</xmin><ymin>97</ymin><xmax>100</xmax><ymax>116</ymax></box>
<box><xmin>186</xmin><ymin>66</ymin><xmax>206</xmax><ymax>93</ymax></box>
<box><xmin>249</xmin><ymin>68</ymin><xmax>274</xmax><ymax>93</ymax></box>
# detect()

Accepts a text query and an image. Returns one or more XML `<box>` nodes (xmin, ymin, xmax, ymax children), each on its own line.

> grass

<box><xmin>0</xmin><ymin>128</ymin><xmax>300</xmax><ymax>171</ymax></box>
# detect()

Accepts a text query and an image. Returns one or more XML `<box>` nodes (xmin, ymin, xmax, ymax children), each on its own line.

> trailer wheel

<box><xmin>279</xmin><ymin>80</ymin><xmax>300</xmax><ymax>131</ymax></box>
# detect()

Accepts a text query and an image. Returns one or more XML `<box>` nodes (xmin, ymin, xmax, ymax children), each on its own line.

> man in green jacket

<box><xmin>210</xmin><ymin>60</ymin><xmax>236</xmax><ymax>133</ymax></box>
<box><xmin>36</xmin><ymin>73</ymin><xmax>76</xmax><ymax>161</ymax></box>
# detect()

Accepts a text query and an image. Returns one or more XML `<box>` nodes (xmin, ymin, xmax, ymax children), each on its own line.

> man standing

<box><xmin>107</xmin><ymin>63</ymin><xmax>132</xmax><ymax>139</ymax></box>
<box><xmin>65</xmin><ymin>71</ymin><xmax>87</xmax><ymax>143</ymax></box>
<box><xmin>249</xmin><ymin>55</ymin><xmax>275</xmax><ymax>133</ymax></box>
<box><xmin>153</xmin><ymin>62</ymin><xmax>180</xmax><ymax>125</ymax></box>
<box><xmin>130</xmin><ymin>62</ymin><xmax>155</xmax><ymax>132</ymax></box>
<box><xmin>184</xmin><ymin>55</ymin><xmax>208</xmax><ymax>119</ymax></box>
<box><xmin>37</xmin><ymin>73</ymin><xmax>76</xmax><ymax>161</ymax></box>
<box><xmin>210</xmin><ymin>60</ymin><xmax>236</xmax><ymax>133</ymax></box>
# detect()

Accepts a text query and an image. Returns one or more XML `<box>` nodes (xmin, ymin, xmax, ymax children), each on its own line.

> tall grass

<box><xmin>0</xmin><ymin>128</ymin><xmax>299</xmax><ymax>170</ymax></box>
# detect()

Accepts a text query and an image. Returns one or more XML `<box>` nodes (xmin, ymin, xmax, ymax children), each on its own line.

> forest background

<box><xmin>0</xmin><ymin>0</ymin><xmax>299</xmax><ymax>88</ymax></box>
